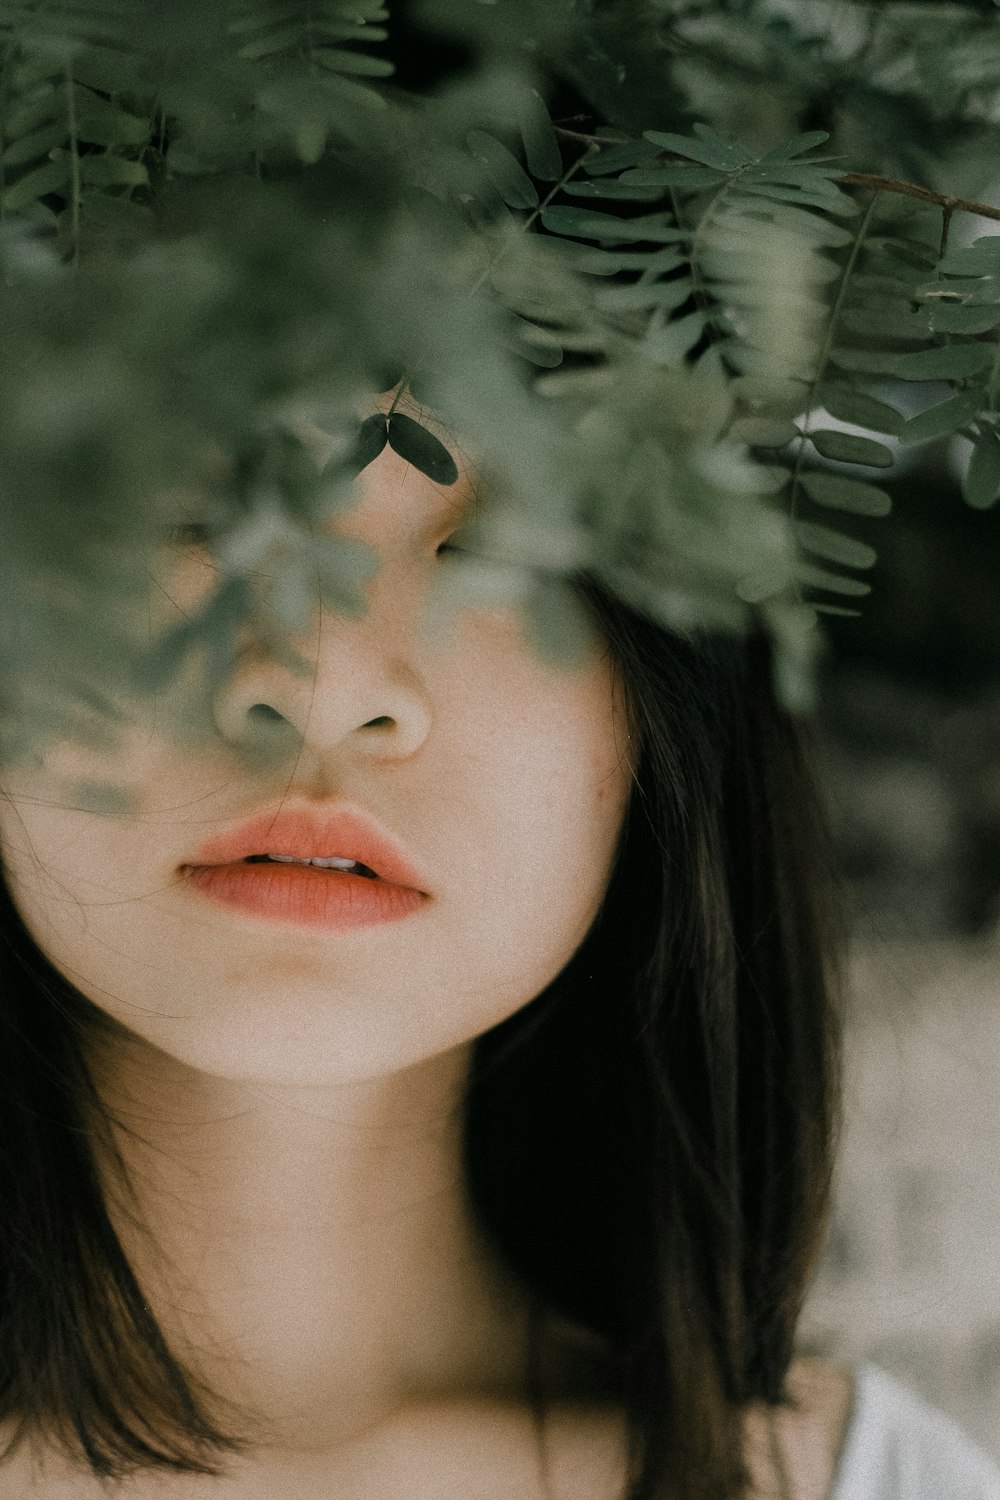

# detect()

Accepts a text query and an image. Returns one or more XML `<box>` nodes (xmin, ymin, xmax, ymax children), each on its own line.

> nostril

<box><xmin>363</xmin><ymin>716</ymin><xmax>394</xmax><ymax>728</ymax></box>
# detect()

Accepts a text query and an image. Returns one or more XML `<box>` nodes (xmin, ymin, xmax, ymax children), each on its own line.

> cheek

<box><xmin>437</xmin><ymin>640</ymin><xmax>631</xmax><ymax>995</ymax></box>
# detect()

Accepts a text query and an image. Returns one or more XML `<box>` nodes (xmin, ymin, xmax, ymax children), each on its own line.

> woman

<box><xmin>0</xmin><ymin>388</ymin><xmax>996</xmax><ymax>1500</ymax></box>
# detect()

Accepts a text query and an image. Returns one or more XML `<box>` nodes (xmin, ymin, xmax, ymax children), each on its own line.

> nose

<box><xmin>210</xmin><ymin>566</ymin><xmax>433</xmax><ymax>765</ymax></box>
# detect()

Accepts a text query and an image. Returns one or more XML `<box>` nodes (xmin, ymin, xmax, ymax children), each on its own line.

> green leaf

<box><xmin>296</xmin><ymin>121</ymin><xmax>327</xmax><ymax>165</ymax></box>
<box><xmin>729</xmin><ymin>417</ymin><xmax>799</xmax><ymax>447</ymax></box>
<box><xmin>746</xmin><ymin>203</ymin><xmax>854</xmax><ymax>246</ymax></box>
<box><xmin>866</xmin><ymin>235</ymin><xmax>938</xmax><ymax>269</ymax></box>
<box><xmin>809</xmin><ymin>430</ymin><xmax>895</xmax><ymax>467</ymax></box>
<box><xmin>839</xmin><ymin>304</ymin><xmax>929</xmax><ymax>339</ymax></box>
<box><xmin>798</xmin><ymin>564</ymin><xmax>873</xmax><ymax>597</ymax></box>
<box><xmin>643</xmin><ymin>126</ymin><xmax>755</xmax><ymax>170</ymax></box>
<box><xmin>926</xmin><ymin>302</ymin><xmax>1000</xmax><ymax>335</ymax></box>
<box><xmin>898</xmin><ymin>391</ymin><xmax>982</xmax><ymax>445</ymax></box>
<box><xmin>542</xmin><ymin>244</ymin><xmax>685</xmax><ymax>275</ymax></box>
<box><xmin>642</xmin><ymin>310</ymin><xmax>707</xmax><ymax>363</ymax></box>
<box><xmin>739</xmin><ymin>180</ymin><xmax>858</xmax><ymax>216</ymax></box>
<box><xmin>893</xmin><ymin>342</ymin><xmax>995</xmax><ymax>380</ymax></box>
<box><xmin>746</xmin><ymin>162</ymin><xmax>842</xmax><ymax>188</ymax></box>
<box><xmin>387</xmin><ymin>413</ymin><xmax>458</xmax><ymax>486</ymax></box>
<box><xmin>619</xmin><ymin>164</ymin><xmax>727</xmax><ymax>189</ymax></box>
<box><xmin>962</xmin><ymin>426</ymin><xmax>1000</xmax><ymax>509</ymax></box>
<box><xmin>519</xmin><ymin>88</ymin><xmax>562</xmax><ymax>182</ymax></box>
<box><xmin>819</xmin><ymin>386</ymin><xmax>905</xmax><ymax>435</ymax></box>
<box><xmin>731</xmin><ymin>376</ymin><xmax>811</xmax><ymax>417</ymax></box>
<box><xmin>539</xmin><ymin>205</ymin><xmax>683</xmax><ymax>243</ymax></box>
<box><xmin>937</xmin><ymin>237</ymin><xmax>1000</xmax><ymax>276</ymax></box>
<box><xmin>466</xmin><ymin>130</ymin><xmax>538</xmax><ymax>211</ymax></box>
<box><xmin>525</xmin><ymin>576</ymin><xmax>591</xmax><ymax>668</ymax></box>
<box><xmin>562</xmin><ymin>179</ymin><xmax>660</xmax><ymax>200</ymax></box>
<box><xmin>827</xmin><ymin>347</ymin><xmax>904</xmax><ymax>376</ymax></box>
<box><xmin>796</xmin><ymin>522</ymin><xmax>877</xmax><ymax>570</ymax></box>
<box><xmin>313</xmin><ymin>46</ymin><xmax>395</xmax><ymax>77</ymax></box>
<box><xmin>2</xmin><ymin>121</ymin><xmax>65</xmax><ymax>169</ymax></box>
<box><xmin>315</xmin><ymin>536</ymin><xmax>380</xmax><ymax>617</ymax></box>
<box><xmin>78</xmin><ymin>153</ymin><xmax>148</xmax><ymax>188</ymax></box>
<box><xmin>759</xmin><ymin>131</ymin><xmax>832</xmax><ymax>162</ymax></box>
<box><xmin>693</xmin><ymin>122</ymin><xmax>756</xmax><ymax>165</ymax></box>
<box><xmin>342</xmin><ymin>413</ymin><xmax>388</xmax><ymax>477</ymax></box>
<box><xmin>593</xmin><ymin>274</ymin><xmax>692</xmax><ymax>312</ymax></box>
<box><xmin>506</xmin><ymin>317</ymin><xmax>563</xmax><ymax>366</ymax></box>
<box><xmin>582</xmin><ymin>138</ymin><xmax>659</xmax><ymax>175</ymax></box>
<box><xmin>76</xmin><ymin>100</ymin><xmax>150</xmax><ymax>149</ymax></box>
<box><xmin>799</xmin><ymin>473</ymin><xmax>893</xmax><ymax>516</ymax></box>
<box><xmin>4</xmin><ymin>91</ymin><xmax>60</xmax><ymax>142</ymax></box>
<box><xmin>919</xmin><ymin>276</ymin><xmax>1000</xmax><ymax>305</ymax></box>
<box><xmin>1</xmin><ymin>157</ymin><xmax>68</xmax><ymax>210</ymax></box>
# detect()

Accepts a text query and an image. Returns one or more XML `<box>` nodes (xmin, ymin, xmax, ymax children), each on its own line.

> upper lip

<box><xmin>182</xmin><ymin>806</ymin><xmax>429</xmax><ymax>893</ymax></box>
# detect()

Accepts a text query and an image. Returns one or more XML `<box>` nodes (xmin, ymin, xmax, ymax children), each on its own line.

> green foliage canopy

<box><xmin>3</xmin><ymin>0</ymin><xmax>1000</xmax><ymax>775</ymax></box>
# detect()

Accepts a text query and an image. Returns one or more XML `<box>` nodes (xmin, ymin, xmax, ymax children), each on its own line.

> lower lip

<box><xmin>181</xmin><ymin>862</ymin><xmax>427</xmax><ymax>930</ymax></box>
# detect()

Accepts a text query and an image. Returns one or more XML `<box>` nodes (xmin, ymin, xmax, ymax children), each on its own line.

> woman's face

<box><xmin>0</xmin><ymin>403</ymin><xmax>634</xmax><ymax>1085</ymax></box>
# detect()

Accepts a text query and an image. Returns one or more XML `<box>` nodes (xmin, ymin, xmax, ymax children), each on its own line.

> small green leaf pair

<box><xmin>342</xmin><ymin>411</ymin><xmax>459</xmax><ymax>486</ymax></box>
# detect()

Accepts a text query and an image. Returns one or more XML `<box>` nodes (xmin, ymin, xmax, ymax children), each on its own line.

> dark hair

<box><xmin>0</xmin><ymin>579</ymin><xmax>844</xmax><ymax>1499</ymax></box>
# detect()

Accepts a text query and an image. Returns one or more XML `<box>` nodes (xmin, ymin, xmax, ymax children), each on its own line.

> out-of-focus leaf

<box><xmin>899</xmin><ymin>391</ymin><xmax>982</xmax><ymax>445</ymax></box>
<box><xmin>539</xmin><ymin>205</ymin><xmax>684</xmax><ymax>242</ymax></box>
<box><xmin>809</xmin><ymin>430</ymin><xmax>895</xmax><ymax>467</ymax></box>
<box><xmin>894</xmin><ymin>342</ymin><xmax>995</xmax><ymax>379</ymax></box>
<box><xmin>798</xmin><ymin>564</ymin><xmax>873</xmax><ymax>597</ymax></box>
<box><xmin>926</xmin><ymin>302</ymin><xmax>1000</xmax><ymax>335</ymax></box>
<box><xmin>643</xmin><ymin>126</ymin><xmax>755</xmax><ymax>170</ymax></box>
<box><xmin>962</xmin><ymin>425</ymin><xmax>1000</xmax><ymax>509</ymax></box>
<box><xmin>341</xmin><ymin>413</ymin><xmax>389</xmax><ymax>476</ymax></box>
<box><xmin>759</xmin><ymin>131</ymin><xmax>832</xmax><ymax>162</ymax></box>
<box><xmin>799</xmin><ymin>473</ymin><xmax>893</xmax><ymax>516</ymax></box>
<box><xmin>729</xmin><ymin>417</ymin><xmax>799</xmax><ymax>447</ymax></box>
<box><xmin>818</xmin><ymin>386</ymin><xmax>905</xmax><ymax>435</ymax></box>
<box><xmin>77</xmin><ymin>153</ymin><xmax>148</xmax><ymax>188</ymax></box>
<box><xmin>620</xmin><ymin>163</ymin><xmax>727</xmax><ymax>189</ymax></box>
<box><xmin>466</xmin><ymin>129</ymin><xmax>538</xmax><ymax>210</ymax></box>
<box><xmin>519</xmin><ymin>88</ymin><xmax>562</xmax><ymax>182</ymax></box>
<box><xmin>2</xmin><ymin>158</ymin><xmax>69</xmax><ymax>210</ymax></box>
<box><xmin>796</xmin><ymin>520</ymin><xmax>878</xmax><ymax>569</ymax></box>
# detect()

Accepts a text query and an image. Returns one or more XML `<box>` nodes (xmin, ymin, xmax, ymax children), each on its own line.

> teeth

<box><xmin>267</xmin><ymin>854</ymin><xmax>361</xmax><ymax>870</ymax></box>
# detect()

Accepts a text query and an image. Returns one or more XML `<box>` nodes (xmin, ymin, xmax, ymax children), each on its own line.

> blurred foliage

<box><xmin>2</xmin><ymin>0</ymin><xmax>1000</xmax><ymax>771</ymax></box>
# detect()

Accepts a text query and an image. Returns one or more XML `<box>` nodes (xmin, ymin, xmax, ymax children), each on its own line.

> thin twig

<box><xmin>837</xmin><ymin>172</ymin><xmax>1000</xmax><ymax>224</ymax></box>
<box><xmin>553</xmin><ymin>126</ymin><xmax>621</xmax><ymax>148</ymax></box>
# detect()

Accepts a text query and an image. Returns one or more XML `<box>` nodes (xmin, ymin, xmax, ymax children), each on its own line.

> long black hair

<box><xmin>465</xmin><ymin>583</ymin><xmax>845</xmax><ymax>1499</ymax></box>
<box><xmin>0</xmin><ymin>578</ymin><xmax>844</xmax><ymax>1499</ymax></box>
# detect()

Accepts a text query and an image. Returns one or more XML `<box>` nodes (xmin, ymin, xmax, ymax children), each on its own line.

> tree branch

<box><xmin>836</xmin><ymin>172</ymin><xmax>1000</xmax><ymax>224</ymax></box>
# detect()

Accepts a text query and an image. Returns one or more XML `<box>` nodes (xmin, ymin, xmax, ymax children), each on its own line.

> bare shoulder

<box><xmin>0</xmin><ymin>1418</ymin><xmax>43</xmax><ymax>1497</ymax></box>
<box><xmin>0</xmin><ymin>1418</ymin><xmax>103</xmax><ymax>1499</ymax></box>
<box><xmin>743</xmin><ymin>1356</ymin><xmax>856</xmax><ymax>1500</ymax></box>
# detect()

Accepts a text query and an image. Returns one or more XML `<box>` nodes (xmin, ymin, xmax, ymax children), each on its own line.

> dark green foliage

<box><xmin>384</xmin><ymin>410</ymin><xmax>459</xmax><ymax>484</ymax></box>
<box><xmin>1</xmin><ymin>0</ymin><xmax>1000</xmax><ymax>760</ymax></box>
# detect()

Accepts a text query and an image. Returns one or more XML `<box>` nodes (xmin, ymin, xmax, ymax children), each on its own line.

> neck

<box><xmin>85</xmin><ymin>1028</ymin><xmax>542</xmax><ymax>1462</ymax></box>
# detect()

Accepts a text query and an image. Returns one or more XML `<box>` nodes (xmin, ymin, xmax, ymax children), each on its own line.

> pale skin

<box><xmin>0</xmin><ymin>394</ymin><xmax>852</xmax><ymax>1498</ymax></box>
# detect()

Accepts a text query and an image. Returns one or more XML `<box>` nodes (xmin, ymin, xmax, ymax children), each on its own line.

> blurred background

<box><xmin>798</xmin><ymin>430</ymin><xmax>1000</xmax><ymax>1461</ymax></box>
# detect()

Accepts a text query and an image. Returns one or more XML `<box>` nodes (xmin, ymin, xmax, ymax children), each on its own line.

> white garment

<box><xmin>830</xmin><ymin>1363</ymin><xmax>1000</xmax><ymax>1499</ymax></box>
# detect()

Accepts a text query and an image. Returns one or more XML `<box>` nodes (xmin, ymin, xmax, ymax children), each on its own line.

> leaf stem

<box><xmin>65</xmin><ymin>59</ymin><xmax>81</xmax><ymax>265</ymax></box>
<box><xmin>786</xmin><ymin>191</ymin><xmax>882</xmax><ymax>526</ymax></box>
<box><xmin>388</xmin><ymin>142</ymin><xmax>599</xmax><ymax>418</ymax></box>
